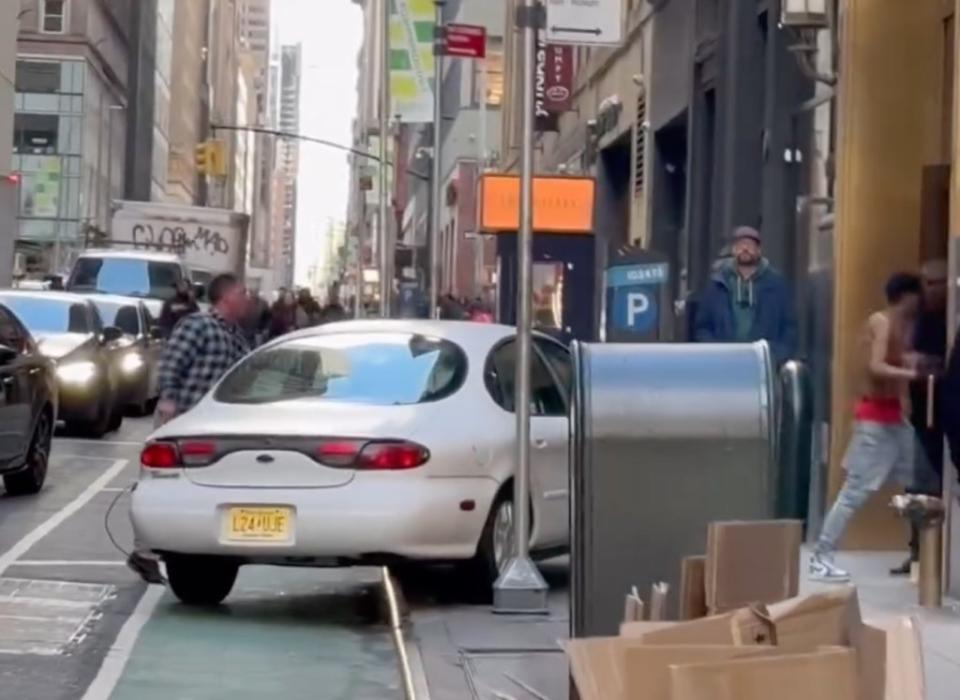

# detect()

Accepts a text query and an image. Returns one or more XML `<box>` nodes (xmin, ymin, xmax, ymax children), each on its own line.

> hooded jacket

<box><xmin>694</xmin><ymin>258</ymin><xmax>797</xmax><ymax>366</ymax></box>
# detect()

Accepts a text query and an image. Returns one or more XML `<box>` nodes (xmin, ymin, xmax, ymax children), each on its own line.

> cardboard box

<box><xmin>566</xmin><ymin>639</ymin><xmax>779</xmax><ymax>700</ymax></box>
<box><xmin>622</xmin><ymin>606</ymin><xmax>775</xmax><ymax>646</ymax></box>
<box><xmin>705</xmin><ymin>520</ymin><xmax>802</xmax><ymax>613</ymax></box>
<box><xmin>679</xmin><ymin>555</ymin><xmax>708</xmax><ymax>620</ymax></box>
<box><xmin>861</xmin><ymin>618</ymin><xmax>925</xmax><ymax>700</ymax></box>
<box><xmin>669</xmin><ymin>648</ymin><xmax>858</xmax><ymax>700</ymax></box>
<box><xmin>766</xmin><ymin>585</ymin><xmax>862</xmax><ymax>651</ymax></box>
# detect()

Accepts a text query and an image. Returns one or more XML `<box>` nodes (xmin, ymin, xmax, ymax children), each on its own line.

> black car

<box><xmin>0</xmin><ymin>302</ymin><xmax>57</xmax><ymax>495</ymax></box>
<box><xmin>0</xmin><ymin>291</ymin><xmax>127</xmax><ymax>437</ymax></box>
<box><xmin>87</xmin><ymin>295</ymin><xmax>164</xmax><ymax>415</ymax></box>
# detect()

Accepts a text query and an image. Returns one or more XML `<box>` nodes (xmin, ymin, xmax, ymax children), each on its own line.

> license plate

<box><xmin>223</xmin><ymin>507</ymin><xmax>293</xmax><ymax>543</ymax></box>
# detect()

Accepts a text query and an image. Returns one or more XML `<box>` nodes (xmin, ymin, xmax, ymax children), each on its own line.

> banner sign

<box><xmin>535</xmin><ymin>34</ymin><xmax>574</xmax><ymax>132</ymax></box>
<box><xmin>390</xmin><ymin>0</ymin><xmax>436</xmax><ymax>123</ymax></box>
<box><xmin>444</xmin><ymin>23</ymin><xmax>486</xmax><ymax>58</ymax></box>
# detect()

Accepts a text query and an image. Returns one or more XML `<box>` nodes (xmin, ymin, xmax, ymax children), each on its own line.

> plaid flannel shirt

<box><xmin>158</xmin><ymin>310</ymin><xmax>250</xmax><ymax>413</ymax></box>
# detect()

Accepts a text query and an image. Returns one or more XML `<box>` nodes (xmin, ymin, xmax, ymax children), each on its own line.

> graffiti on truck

<box><xmin>130</xmin><ymin>223</ymin><xmax>232</xmax><ymax>258</ymax></box>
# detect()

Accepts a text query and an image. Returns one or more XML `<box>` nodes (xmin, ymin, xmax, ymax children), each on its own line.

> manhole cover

<box><xmin>0</xmin><ymin>578</ymin><xmax>115</xmax><ymax>656</ymax></box>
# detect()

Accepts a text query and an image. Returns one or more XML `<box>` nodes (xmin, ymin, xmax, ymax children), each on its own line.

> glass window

<box><xmin>41</xmin><ymin>0</ymin><xmax>68</xmax><ymax>33</ymax></box>
<box><xmin>535</xmin><ymin>338</ymin><xmax>572</xmax><ymax>398</ymax></box>
<box><xmin>532</xmin><ymin>262</ymin><xmax>564</xmax><ymax>331</ymax></box>
<box><xmin>0</xmin><ymin>308</ymin><xmax>29</xmax><ymax>354</ymax></box>
<box><xmin>485</xmin><ymin>340</ymin><xmax>567</xmax><ymax>416</ymax></box>
<box><xmin>216</xmin><ymin>332</ymin><xmax>468</xmax><ymax>406</ymax></box>
<box><xmin>14</xmin><ymin>114</ymin><xmax>58</xmax><ymax>154</ymax></box>
<box><xmin>91</xmin><ymin>301</ymin><xmax>141</xmax><ymax>336</ymax></box>
<box><xmin>67</xmin><ymin>257</ymin><xmax>185</xmax><ymax>300</ymax></box>
<box><xmin>474</xmin><ymin>40</ymin><xmax>504</xmax><ymax>107</ymax></box>
<box><xmin>15</xmin><ymin>61</ymin><xmax>62</xmax><ymax>93</ymax></box>
<box><xmin>0</xmin><ymin>296</ymin><xmax>90</xmax><ymax>334</ymax></box>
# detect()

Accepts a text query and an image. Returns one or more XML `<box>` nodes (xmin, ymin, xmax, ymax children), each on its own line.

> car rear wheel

<box><xmin>165</xmin><ymin>555</ymin><xmax>239</xmax><ymax>606</ymax></box>
<box><xmin>3</xmin><ymin>409</ymin><xmax>52</xmax><ymax>496</ymax></box>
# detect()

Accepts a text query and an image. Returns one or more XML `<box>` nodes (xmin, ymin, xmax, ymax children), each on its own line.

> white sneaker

<box><xmin>809</xmin><ymin>553</ymin><xmax>851</xmax><ymax>583</ymax></box>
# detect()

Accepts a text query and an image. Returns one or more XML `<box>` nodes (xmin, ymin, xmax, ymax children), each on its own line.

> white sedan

<box><xmin>129</xmin><ymin>320</ymin><xmax>572</xmax><ymax>605</ymax></box>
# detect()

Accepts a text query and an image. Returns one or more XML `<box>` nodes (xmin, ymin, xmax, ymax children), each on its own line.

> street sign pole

<box><xmin>379</xmin><ymin>0</ymin><xmax>392</xmax><ymax>318</ymax></box>
<box><xmin>493</xmin><ymin>0</ymin><xmax>549</xmax><ymax>615</ymax></box>
<box><xmin>429</xmin><ymin>0</ymin><xmax>445</xmax><ymax>320</ymax></box>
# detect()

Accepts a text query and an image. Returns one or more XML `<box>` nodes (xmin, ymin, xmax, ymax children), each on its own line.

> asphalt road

<box><xmin>0</xmin><ymin>415</ymin><xmax>402</xmax><ymax>700</ymax></box>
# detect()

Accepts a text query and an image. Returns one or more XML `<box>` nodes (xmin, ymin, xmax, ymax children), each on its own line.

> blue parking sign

<box><xmin>606</xmin><ymin>263</ymin><xmax>667</xmax><ymax>337</ymax></box>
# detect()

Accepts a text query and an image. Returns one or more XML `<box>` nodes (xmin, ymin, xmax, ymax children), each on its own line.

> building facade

<box><xmin>273</xmin><ymin>43</ymin><xmax>301</xmax><ymax>290</ymax></box>
<box><xmin>14</xmin><ymin>0</ymin><xmax>133</xmax><ymax>274</ymax></box>
<box><xmin>0</xmin><ymin>4</ymin><xmax>19</xmax><ymax>286</ymax></box>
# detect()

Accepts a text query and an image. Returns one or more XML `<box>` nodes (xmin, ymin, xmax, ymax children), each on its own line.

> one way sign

<box><xmin>545</xmin><ymin>0</ymin><xmax>624</xmax><ymax>47</ymax></box>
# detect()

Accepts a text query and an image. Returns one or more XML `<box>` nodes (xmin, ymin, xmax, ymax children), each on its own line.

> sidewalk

<box><xmin>409</xmin><ymin>554</ymin><xmax>960</xmax><ymax>700</ymax></box>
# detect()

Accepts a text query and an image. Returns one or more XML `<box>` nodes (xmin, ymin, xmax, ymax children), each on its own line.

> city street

<box><xmin>0</xmin><ymin>417</ymin><xmax>403</xmax><ymax>700</ymax></box>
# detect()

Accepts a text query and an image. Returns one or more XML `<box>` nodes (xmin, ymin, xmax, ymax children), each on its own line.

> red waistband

<box><xmin>854</xmin><ymin>397</ymin><xmax>902</xmax><ymax>424</ymax></box>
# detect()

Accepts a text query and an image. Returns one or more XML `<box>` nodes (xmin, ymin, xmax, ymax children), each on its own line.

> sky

<box><xmin>275</xmin><ymin>0</ymin><xmax>363</xmax><ymax>285</ymax></box>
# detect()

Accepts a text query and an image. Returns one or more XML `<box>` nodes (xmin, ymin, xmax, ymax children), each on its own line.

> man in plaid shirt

<box><xmin>155</xmin><ymin>273</ymin><xmax>251</xmax><ymax>424</ymax></box>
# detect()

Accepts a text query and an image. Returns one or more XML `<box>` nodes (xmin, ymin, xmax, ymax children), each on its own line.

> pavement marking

<box><xmin>11</xmin><ymin>560</ymin><xmax>127</xmax><ymax>567</ymax></box>
<box><xmin>0</xmin><ymin>458</ymin><xmax>129</xmax><ymax>577</ymax></box>
<box><xmin>80</xmin><ymin>585</ymin><xmax>164</xmax><ymax>700</ymax></box>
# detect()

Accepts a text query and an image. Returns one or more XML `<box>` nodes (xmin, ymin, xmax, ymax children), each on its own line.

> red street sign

<box><xmin>444</xmin><ymin>23</ymin><xmax>486</xmax><ymax>59</ymax></box>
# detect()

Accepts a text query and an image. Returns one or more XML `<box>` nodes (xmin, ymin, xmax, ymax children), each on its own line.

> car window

<box><xmin>215</xmin><ymin>332</ymin><xmax>468</xmax><ymax>406</ymax></box>
<box><xmin>0</xmin><ymin>307</ymin><xmax>28</xmax><ymax>353</ymax></box>
<box><xmin>93</xmin><ymin>301</ymin><xmax>141</xmax><ymax>336</ymax></box>
<box><xmin>485</xmin><ymin>340</ymin><xmax>567</xmax><ymax>416</ymax></box>
<box><xmin>0</xmin><ymin>297</ymin><xmax>91</xmax><ymax>334</ymax></box>
<box><xmin>535</xmin><ymin>338</ymin><xmax>572</xmax><ymax>399</ymax></box>
<box><xmin>68</xmin><ymin>257</ymin><xmax>184</xmax><ymax>300</ymax></box>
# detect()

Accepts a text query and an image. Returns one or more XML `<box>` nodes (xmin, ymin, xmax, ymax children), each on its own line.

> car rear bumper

<box><xmin>130</xmin><ymin>473</ymin><xmax>500</xmax><ymax>562</ymax></box>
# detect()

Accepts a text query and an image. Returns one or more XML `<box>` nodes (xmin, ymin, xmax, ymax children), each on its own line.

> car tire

<box><xmin>166</xmin><ymin>555</ymin><xmax>239</xmax><ymax>606</ymax></box>
<box><xmin>459</xmin><ymin>492</ymin><xmax>517</xmax><ymax>600</ymax></box>
<box><xmin>3</xmin><ymin>409</ymin><xmax>52</xmax><ymax>496</ymax></box>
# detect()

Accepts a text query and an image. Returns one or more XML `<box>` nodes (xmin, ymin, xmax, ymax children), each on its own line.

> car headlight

<box><xmin>56</xmin><ymin>361</ymin><xmax>98</xmax><ymax>385</ymax></box>
<box><xmin>121</xmin><ymin>352</ymin><xmax>145</xmax><ymax>374</ymax></box>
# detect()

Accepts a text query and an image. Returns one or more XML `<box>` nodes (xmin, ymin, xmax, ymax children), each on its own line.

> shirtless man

<box><xmin>810</xmin><ymin>272</ymin><xmax>923</xmax><ymax>582</ymax></box>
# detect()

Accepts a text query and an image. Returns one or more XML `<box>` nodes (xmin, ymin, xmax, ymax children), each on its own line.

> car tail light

<box><xmin>179</xmin><ymin>440</ymin><xmax>219</xmax><ymax>467</ymax></box>
<box><xmin>141</xmin><ymin>442</ymin><xmax>179</xmax><ymax>469</ymax></box>
<box><xmin>357</xmin><ymin>441</ymin><xmax>429</xmax><ymax>471</ymax></box>
<box><xmin>313</xmin><ymin>440</ymin><xmax>363</xmax><ymax>467</ymax></box>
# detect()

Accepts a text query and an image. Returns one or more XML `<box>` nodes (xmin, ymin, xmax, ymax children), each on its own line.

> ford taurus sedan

<box><xmin>130</xmin><ymin>320</ymin><xmax>572</xmax><ymax>605</ymax></box>
<box><xmin>0</xmin><ymin>291</ymin><xmax>127</xmax><ymax>437</ymax></box>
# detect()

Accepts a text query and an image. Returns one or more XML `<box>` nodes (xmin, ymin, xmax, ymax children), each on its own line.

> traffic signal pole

<box><xmin>429</xmin><ymin>1</ymin><xmax>445</xmax><ymax>320</ymax></box>
<box><xmin>378</xmin><ymin>0</ymin><xmax>392</xmax><ymax>318</ymax></box>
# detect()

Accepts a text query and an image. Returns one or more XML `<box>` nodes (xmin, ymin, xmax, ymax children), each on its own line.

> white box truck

<box><xmin>66</xmin><ymin>201</ymin><xmax>250</xmax><ymax>315</ymax></box>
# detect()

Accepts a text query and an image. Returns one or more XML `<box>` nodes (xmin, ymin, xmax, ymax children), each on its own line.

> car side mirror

<box><xmin>194</xmin><ymin>283</ymin><xmax>206</xmax><ymax>301</ymax></box>
<box><xmin>101</xmin><ymin>326</ymin><xmax>123</xmax><ymax>344</ymax></box>
<box><xmin>0</xmin><ymin>344</ymin><xmax>17</xmax><ymax>364</ymax></box>
<box><xmin>149</xmin><ymin>326</ymin><xmax>165</xmax><ymax>340</ymax></box>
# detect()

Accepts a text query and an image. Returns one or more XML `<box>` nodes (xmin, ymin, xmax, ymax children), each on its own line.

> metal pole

<box><xmin>479</xmin><ymin>55</ymin><xmax>487</xmax><ymax>168</ymax></box>
<box><xmin>379</xmin><ymin>0</ymin><xmax>392</xmax><ymax>318</ymax></box>
<box><xmin>493</xmin><ymin>0</ymin><xmax>548</xmax><ymax>615</ymax></box>
<box><xmin>355</xmin><ymin>193</ymin><xmax>366</xmax><ymax>319</ymax></box>
<box><xmin>429</xmin><ymin>0</ymin><xmax>445</xmax><ymax>319</ymax></box>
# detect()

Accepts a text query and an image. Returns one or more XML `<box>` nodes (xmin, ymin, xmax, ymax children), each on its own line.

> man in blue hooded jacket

<box><xmin>694</xmin><ymin>226</ymin><xmax>797</xmax><ymax>366</ymax></box>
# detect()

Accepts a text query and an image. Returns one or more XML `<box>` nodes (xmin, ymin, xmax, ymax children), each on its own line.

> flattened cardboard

<box><xmin>705</xmin><ymin>519</ymin><xmax>803</xmax><ymax>613</ymax></box>
<box><xmin>862</xmin><ymin>618</ymin><xmax>925</xmax><ymax>700</ymax></box>
<box><xmin>622</xmin><ymin>645</ymin><xmax>780</xmax><ymax>700</ymax></box>
<box><xmin>766</xmin><ymin>585</ymin><xmax>863</xmax><ymax>651</ymax></box>
<box><xmin>669</xmin><ymin>648</ymin><xmax>858</xmax><ymax>700</ymax></box>
<box><xmin>679</xmin><ymin>555</ymin><xmax>708</xmax><ymax>620</ymax></box>
<box><xmin>621</xmin><ymin>607</ymin><xmax>774</xmax><ymax>646</ymax></box>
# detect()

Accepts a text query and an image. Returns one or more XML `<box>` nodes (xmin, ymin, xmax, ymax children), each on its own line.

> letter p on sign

<box><xmin>627</xmin><ymin>292</ymin><xmax>649</xmax><ymax>327</ymax></box>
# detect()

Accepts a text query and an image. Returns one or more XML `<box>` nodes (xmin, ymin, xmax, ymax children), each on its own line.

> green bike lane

<box><xmin>103</xmin><ymin>567</ymin><xmax>401</xmax><ymax>700</ymax></box>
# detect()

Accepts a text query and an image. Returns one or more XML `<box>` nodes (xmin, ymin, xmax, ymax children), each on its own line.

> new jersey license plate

<box><xmin>223</xmin><ymin>507</ymin><xmax>293</xmax><ymax>543</ymax></box>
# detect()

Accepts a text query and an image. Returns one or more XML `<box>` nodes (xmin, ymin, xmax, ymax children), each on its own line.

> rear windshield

<box><xmin>92</xmin><ymin>301</ymin><xmax>141</xmax><ymax>336</ymax></box>
<box><xmin>0</xmin><ymin>297</ymin><xmax>90</xmax><ymax>334</ymax></box>
<box><xmin>215</xmin><ymin>332</ymin><xmax>468</xmax><ymax>406</ymax></box>
<box><xmin>68</xmin><ymin>257</ymin><xmax>183</xmax><ymax>300</ymax></box>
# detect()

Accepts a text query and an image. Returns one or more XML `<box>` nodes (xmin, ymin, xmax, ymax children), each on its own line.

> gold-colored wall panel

<box><xmin>831</xmin><ymin>0</ymin><xmax>946</xmax><ymax>549</ymax></box>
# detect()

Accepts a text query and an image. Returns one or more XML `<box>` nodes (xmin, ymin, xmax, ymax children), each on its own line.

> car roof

<box><xmin>77</xmin><ymin>249</ymin><xmax>183</xmax><ymax>264</ymax></box>
<box><xmin>281</xmin><ymin>319</ymin><xmax>517</xmax><ymax>354</ymax></box>
<box><xmin>79</xmin><ymin>293</ymin><xmax>146</xmax><ymax>307</ymax></box>
<box><xmin>0</xmin><ymin>289</ymin><xmax>93</xmax><ymax>305</ymax></box>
